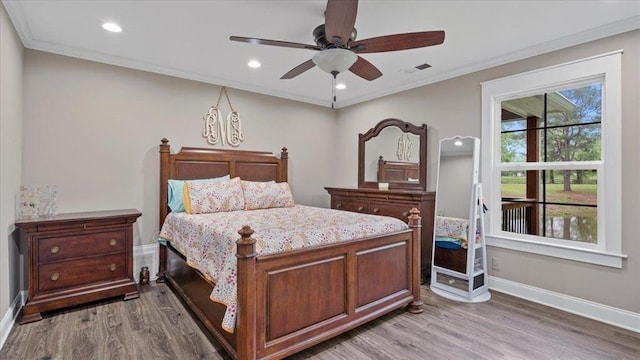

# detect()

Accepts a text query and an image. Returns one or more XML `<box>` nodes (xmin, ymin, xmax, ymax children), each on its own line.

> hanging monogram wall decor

<box><xmin>202</xmin><ymin>87</ymin><xmax>244</xmax><ymax>147</ymax></box>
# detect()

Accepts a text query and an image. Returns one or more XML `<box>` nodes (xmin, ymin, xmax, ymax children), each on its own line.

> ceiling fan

<box><xmin>229</xmin><ymin>0</ymin><xmax>445</xmax><ymax>81</ymax></box>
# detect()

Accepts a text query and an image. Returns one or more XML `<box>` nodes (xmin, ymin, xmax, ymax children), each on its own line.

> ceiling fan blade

<box><xmin>350</xmin><ymin>31</ymin><xmax>445</xmax><ymax>53</ymax></box>
<box><xmin>324</xmin><ymin>0</ymin><xmax>358</xmax><ymax>46</ymax></box>
<box><xmin>349</xmin><ymin>56</ymin><xmax>382</xmax><ymax>81</ymax></box>
<box><xmin>230</xmin><ymin>36</ymin><xmax>321</xmax><ymax>51</ymax></box>
<box><xmin>280</xmin><ymin>59</ymin><xmax>316</xmax><ymax>79</ymax></box>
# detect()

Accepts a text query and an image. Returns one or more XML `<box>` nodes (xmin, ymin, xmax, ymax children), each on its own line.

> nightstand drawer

<box><xmin>332</xmin><ymin>196</ymin><xmax>369</xmax><ymax>213</ymax></box>
<box><xmin>38</xmin><ymin>230</ymin><xmax>126</xmax><ymax>263</ymax></box>
<box><xmin>38</xmin><ymin>253</ymin><xmax>127</xmax><ymax>292</ymax></box>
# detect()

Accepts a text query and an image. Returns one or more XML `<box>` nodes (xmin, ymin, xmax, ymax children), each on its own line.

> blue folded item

<box><xmin>435</xmin><ymin>236</ymin><xmax>463</xmax><ymax>250</ymax></box>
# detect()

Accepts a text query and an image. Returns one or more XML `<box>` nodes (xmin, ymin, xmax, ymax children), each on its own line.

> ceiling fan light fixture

<box><xmin>247</xmin><ymin>60</ymin><xmax>261</xmax><ymax>68</ymax></box>
<box><xmin>312</xmin><ymin>48</ymin><xmax>357</xmax><ymax>75</ymax></box>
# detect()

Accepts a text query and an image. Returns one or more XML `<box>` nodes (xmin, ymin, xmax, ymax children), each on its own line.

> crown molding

<box><xmin>4</xmin><ymin>0</ymin><xmax>638</xmax><ymax>109</ymax></box>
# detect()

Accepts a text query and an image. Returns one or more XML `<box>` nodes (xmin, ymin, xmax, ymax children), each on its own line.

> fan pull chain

<box><xmin>331</xmin><ymin>71</ymin><xmax>338</xmax><ymax>109</ymax></box>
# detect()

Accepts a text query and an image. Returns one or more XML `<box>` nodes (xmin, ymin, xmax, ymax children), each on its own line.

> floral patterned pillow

<box><xmin>435</xmin><ymin>216</ymin><xmax>469</xmax><ymax>240</ymax></box>
<box><xmin>241</xmin><ymin>180</ymin><xmax>295</xmax><ymax>210</ymax></box>
<box><xmin>183</xmin><ymin>177</ymin><xmax>244</xmax><ymax>214</ymax></box>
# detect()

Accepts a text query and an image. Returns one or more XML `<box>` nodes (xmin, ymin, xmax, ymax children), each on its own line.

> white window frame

<box><xmin>481</xmin><ymin>51</ymin><xmax>625</xmax><ymax>268</ymax></box>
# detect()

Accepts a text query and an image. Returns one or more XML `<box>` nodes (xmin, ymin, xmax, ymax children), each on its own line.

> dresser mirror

<box><xmin>431</xmin><ymin>136</ymin><xmax>490</xmax><ymax>302</ymax></box>
<box><xmin>359</xmin><ymin>118</ymin><xmax>427</xmax><ymax>190</ymax></box>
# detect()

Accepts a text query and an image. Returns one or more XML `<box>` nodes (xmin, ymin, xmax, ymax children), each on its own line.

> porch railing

<box><xmin>502</xmin><ymin>198</ymin><xmax>535</xmax><ymax>234</ymax></box>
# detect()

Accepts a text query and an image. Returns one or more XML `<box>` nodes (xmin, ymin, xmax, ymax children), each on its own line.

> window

<box><xmin>481</xmin><ymin>51</ymin><xmax>624</xmax><ymax>268</ymax></box>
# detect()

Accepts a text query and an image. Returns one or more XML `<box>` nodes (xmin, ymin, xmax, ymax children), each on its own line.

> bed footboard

<box><xmin>236</xmin><ymin>209</ymin><xmax>423</xmax><ymax>360</ymax></box>
<box><xmin>160</xmin><ymin>210</ymin><xmax>422</xmax><ymax>360</ymax></box>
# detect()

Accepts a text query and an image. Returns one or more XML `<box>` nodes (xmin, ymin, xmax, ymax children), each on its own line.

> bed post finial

<box><xmin>408</xmin><ymin>208</ymin><xmax>421</xmax><ymax>223</ymax></box>
<box><xmin>236</xmin><ymin>225</ymin><xmax>257</xmax><ymax>360</ymax></box>
<box><xmin>237</xmin><ymin>225</ymin><xmax>256</xmax><ymax>247</ymax></box>
<box><xmin>407</xmin><ymin>208</ymin><xmax>424</xmax><ymax>314</ymax></box>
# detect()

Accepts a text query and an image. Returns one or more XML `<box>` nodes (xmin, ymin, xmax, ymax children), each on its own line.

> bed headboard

<box><xmin>159</xmin><ymin>138</ymin><xmax>288</xmax><ymax>228</ymax></box>
<box><xmin>377</xmin><ymin>156</ymin><xmax>420</xmax><ymax>183</ymax></box>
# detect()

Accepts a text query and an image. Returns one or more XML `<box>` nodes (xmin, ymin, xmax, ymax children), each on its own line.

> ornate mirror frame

<box><xmin>358</xmin><ymin>118</ymin><xmax>428</xmax><ymax>191</ymax></box>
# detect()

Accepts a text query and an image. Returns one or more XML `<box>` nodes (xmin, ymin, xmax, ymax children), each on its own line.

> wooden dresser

<box><xmin>15</xmin><ymin>209</ymin><xmax>141</xmax><ymax>324</ymax></box>
<box><xmin>325</xmin><ymin>187</ymin><xmax>435</xmax><ymax>279</ymax></box>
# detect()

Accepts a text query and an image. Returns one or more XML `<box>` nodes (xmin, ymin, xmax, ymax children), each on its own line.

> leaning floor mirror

<box><xmin>430</xmin><ymin>136</ymin><xmax>490</xmax><ymax>302</ymax></box>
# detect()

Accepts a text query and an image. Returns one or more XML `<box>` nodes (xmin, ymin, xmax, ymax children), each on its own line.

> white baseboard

<box><xmin>133</xmin><ymin>243</ymin><xmax>159</xmax><ymax>282</ymax></box>
<box><xmin>0</xmin><ymin>290</ymin><xmax>27</xmax><ymax>351</ymax></box>
<box><xmin>489</xmin><ymin>276</ymin><xmax>640</xmax><ymax>333</ymax></box>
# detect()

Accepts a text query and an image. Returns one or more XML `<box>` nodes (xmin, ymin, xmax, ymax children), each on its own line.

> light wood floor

<box><xmin>1</xmin><ymin>283</ymin><xmax>638</xmax><ymax>360</ymax></box>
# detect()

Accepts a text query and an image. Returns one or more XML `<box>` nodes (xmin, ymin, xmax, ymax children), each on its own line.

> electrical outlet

<box><xmin>491</xmin><ymin>257</ymin><xmax>500</xmax><ymax>271</ymax></box>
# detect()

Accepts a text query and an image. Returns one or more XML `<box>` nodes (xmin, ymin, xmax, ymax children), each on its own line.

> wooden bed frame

<box><xmin>377</xmin><ymin>156</ymin><xmax>421</xmax><ymax>183</ymax></box>
<box><xmin>156</xmin><ymin>138</ymin><xmax>423</xmax><ymax>360</ymax></box>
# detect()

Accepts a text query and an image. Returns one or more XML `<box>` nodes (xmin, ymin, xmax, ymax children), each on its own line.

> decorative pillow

<box><xmin>241</xmin><ymin>180</ymin><xmax>295</xmax><ymax>210</ymax></box>
<box><xmin>168</xmin><ymin>175</ymin><xmax>230</xmax><ymax>213</ymax></box>
<box><xmin>183</xmin><ymin>177</ymin><xmax>244</xmax><ymax>214</ymax></box>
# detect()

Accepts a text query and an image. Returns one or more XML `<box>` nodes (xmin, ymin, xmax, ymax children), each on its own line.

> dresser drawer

<box><xmin>38</xmin><ymin>253</ymin><xmax>127</xmax><ymax>292</ymax></box>
<box><xmin>332</xmin><ymin>196</ymin><xmax>369</xmax><ymax>213</ymax></box>
<box><xmin>38</xmin><ymin>230</ymin><xmax>126</xmax><ymax>263</ymax></box>
<box><xmin>369</xmin><ymin>202</ymin><xmax>414</xmax><ymax>221</ymax></box>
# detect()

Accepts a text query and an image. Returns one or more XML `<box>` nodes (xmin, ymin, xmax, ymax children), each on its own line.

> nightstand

<box><xmin>15</xmin><ymin>209</ymin><xmax>141</xmax><ymax>324</ymax></box>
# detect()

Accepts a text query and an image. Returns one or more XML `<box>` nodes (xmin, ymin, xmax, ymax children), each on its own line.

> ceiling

<box><xmin>4</xmin><ymin>1</ymin><xmax>639</xmax><ymax>108</ymax></box>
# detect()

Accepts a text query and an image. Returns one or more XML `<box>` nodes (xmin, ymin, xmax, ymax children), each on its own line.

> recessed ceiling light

<box><xmin>248</xmin><ymin>60</ymin><xmax>261</xmax><ymax>68</ymax></box>
<box><xmin>102</xmin><ymin>22</ymin><xmax>122</xmax><ymax>33</ymax></box>
<box><xmin>335</xmin><ymin>83</ymin><xmax>346</xmax><ymax>90</ymax></box>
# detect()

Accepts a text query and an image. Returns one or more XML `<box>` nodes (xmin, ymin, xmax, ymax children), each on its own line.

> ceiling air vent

<box><xmin>401</xmin><ymin>62</ymin><xmax>432</xmax><ymax>74</ymax></box>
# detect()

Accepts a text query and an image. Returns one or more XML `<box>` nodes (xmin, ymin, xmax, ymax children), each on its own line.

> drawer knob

<box><xmin>51</xmin><ymin>272</ymin><xmax>59</xmax><ymax>281</ymax></box>
<box><xmin>50</xmin><ymin>245</ymin><xmax>60</xmax><ymax>254</ymax></box>
<box><xmin>357</xmin><ymin>206</ymin><xmax>365</xmax><ymax>212</ymax></box>
<box><xmin>335</xmin><ymin>203</ymin><xmax>343</xmax><ymax>209</ymax></box>
<box><xmin>109</xmin><ymin>263</ymin><xmax>117</xmax><ymax>272</ymax></box>
<box><xmin>109</xmin><ymin>239</ymin><xmax>117</xmax><ymax>246</ymax></box>
<box><xmin>373</xmin><ymin>208</ymin><xmax>380</xmax><ymax>214</ymax></box>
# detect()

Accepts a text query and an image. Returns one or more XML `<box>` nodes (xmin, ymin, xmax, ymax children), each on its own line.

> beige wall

<box><xmin>22</xmin><ymin>51</ymin><xmax>337</xmax><ymax>248</ymax></box>
<box><xmin>0</xmin><ymin>3</ymin><xmax>24</xmax><ymax>319</ymax></box>
<box><xmin>4</xmin><ymin>10</ymin><xmax>638</xmax><ymax>327</ymax></box>
<box><xmin>336</xmin><ymin>30</ymin><xmax>640</xmax><ymax>313</ymax></box>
